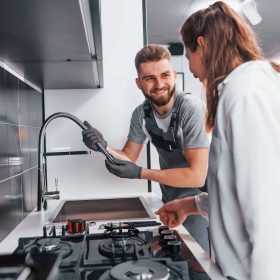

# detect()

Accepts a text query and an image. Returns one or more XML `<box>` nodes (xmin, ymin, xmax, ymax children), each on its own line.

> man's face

<box><xmin>136</xmin><ymin>59</ymin><xmax>176</xmax><ymax>106</ymax></box>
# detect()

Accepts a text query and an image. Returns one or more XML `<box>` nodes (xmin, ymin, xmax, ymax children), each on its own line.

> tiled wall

<box><xmin>0</xmin><ymin>65</ymin><xmax>42</xmax><ymax>242</ymax></box>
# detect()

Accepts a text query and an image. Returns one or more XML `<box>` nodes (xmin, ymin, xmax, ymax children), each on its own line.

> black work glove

<box><xmin>82</xmin><ymin>121</ymin><xmax>107</xmax><ymax>152</ymax></box>
<box><xmin>105</xmin><ymin>158</ymin><xmax>142</xmax><ymax>179</ymax></box>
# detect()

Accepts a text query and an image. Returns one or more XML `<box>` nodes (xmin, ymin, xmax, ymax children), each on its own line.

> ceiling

<box><xmin>147</xmin><ymin>0</ymin><xmax>280</xmax><ymax>58</ymax></box>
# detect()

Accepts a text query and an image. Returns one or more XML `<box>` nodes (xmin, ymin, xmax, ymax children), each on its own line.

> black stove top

<box><xmin>1</xmin><ymin>223</ymin><xmax>197</xmax><ymax>280</ymax></box>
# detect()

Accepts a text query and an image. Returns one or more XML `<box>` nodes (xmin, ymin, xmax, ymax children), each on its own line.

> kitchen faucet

<box><xmin>37</xmin><ymin>112</ymin><xmax>115</xmax><ymax>211</ymax></box>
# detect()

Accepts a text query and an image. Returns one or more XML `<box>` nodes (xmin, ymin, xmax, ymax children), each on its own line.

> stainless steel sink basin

<box><xmin>50</xmin><ymin>196</ymin><xmax>155</xmax><ymax>223</ymax></box>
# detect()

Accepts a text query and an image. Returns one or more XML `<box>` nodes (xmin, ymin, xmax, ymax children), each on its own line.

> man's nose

<box><xmin>154</xmin><ymin>77</ymin><xmax>165</xmax><ymax>88</ymax></box>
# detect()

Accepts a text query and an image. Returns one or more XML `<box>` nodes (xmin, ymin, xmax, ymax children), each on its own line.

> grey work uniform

<box><xmin>127</xmin><ymin>92</ymin><xmax>210</xmax><ymax>252</ymax></box>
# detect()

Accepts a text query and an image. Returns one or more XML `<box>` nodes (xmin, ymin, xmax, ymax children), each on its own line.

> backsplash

<box><xmin>0</xmin><ymin>65</ymin><xmax>42</xmax><ymax>242</ymax></box>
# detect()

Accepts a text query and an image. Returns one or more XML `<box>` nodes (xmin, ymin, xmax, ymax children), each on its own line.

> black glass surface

<box><xmin>0</xmin><ymin>178</ymin><xmax>22</xmax><ymax>241</ymax></box>
<box><xmin>0</xmin><ymin>124</ymin><xmax>9</xmax><ymax>181</ymax></box>
<box><xmin>13</xmin><ymin>226</ymin><xmax>193</xmax><ymax>280</ymax></box>
<box><xmin>4</xmin><ymin>69</ymin><xmax>19</xmax><ymax>125</ymax></box>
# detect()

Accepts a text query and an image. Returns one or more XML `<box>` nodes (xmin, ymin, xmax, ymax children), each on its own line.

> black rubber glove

<box><xmin>82</xmin><ymin>121</ymin><xmax>107</xmax><ymax>152</ymax></box>
<box><xmin>105</xmin><ymin>158</ymin><xmax>142</xmax><ymax>179</ymax></box>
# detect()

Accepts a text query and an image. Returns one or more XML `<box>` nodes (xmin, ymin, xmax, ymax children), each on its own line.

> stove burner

<box><xmin>99</xmin><ymin>260</ymin><xmax>170</xmax><ymax>280</ymax></box>
<box><xmin>23</xmin><ymin>238</ymin><xmax>73</xmax><ymax>260</ymax></box>
<box><xmin>99</xmin><ymin>238</ymin><xmax>136</xmax><ymax>259</ymax></box>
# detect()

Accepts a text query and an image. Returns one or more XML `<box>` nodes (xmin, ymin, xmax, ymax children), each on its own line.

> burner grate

<box><xmin>99</xmin><ymin>238</ymin><xmax>137</xmax><ymax>260</ymax></box>
<box><xmin>97</xmin><ymin>259</ymin><xmax>189</xmax><ymax>280</ymax></box>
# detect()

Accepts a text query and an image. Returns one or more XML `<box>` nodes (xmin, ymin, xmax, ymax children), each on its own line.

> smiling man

<box><xmin>82</xmin><ymin>44</ymin><xmax>210</xmax><ymax>252</ymax></box>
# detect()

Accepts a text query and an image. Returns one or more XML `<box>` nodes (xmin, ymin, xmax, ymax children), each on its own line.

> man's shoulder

<box><xmin>131</xmin><ymin>102</ymin><xmax>145</xmax><ymax>120</ymax></box>
<box><xmin>176</xmin><ymin>92</ymin><xmax>204</xmax><ymax>113</ymax></box>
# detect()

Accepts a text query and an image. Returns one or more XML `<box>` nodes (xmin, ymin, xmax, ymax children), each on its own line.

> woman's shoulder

<box><xmin>226</xmin><ymin>60</ymin><xmax>274</xmax><ymax>87</ymax></box>
<box><xmin>219</xmin><ymin>60</ymin><xmax>279</xmax><ymax>110</ymax></box>
<box><xmin>221</xmin><ymin>61</ymin><xmax>274</xmax><ymax>96</ymax></box>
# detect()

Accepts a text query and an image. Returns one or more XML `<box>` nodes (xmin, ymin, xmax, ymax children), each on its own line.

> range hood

<box><xmin>0</xmin><ymin>0</ymin><xmax>103</xmax><ymax>89</ymax></box>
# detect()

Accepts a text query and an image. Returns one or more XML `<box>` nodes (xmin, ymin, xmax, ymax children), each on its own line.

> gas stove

<box><xmin>0</xmin><ymin>221</ymin><xmax>202</xmax><ymax>280</ymax></box>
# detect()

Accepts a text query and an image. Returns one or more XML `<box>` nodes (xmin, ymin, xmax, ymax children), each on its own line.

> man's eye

<box><xmin>144</xmin><ymin>77</ymin><xmax>153</xmax><ymax>81</ymax></box>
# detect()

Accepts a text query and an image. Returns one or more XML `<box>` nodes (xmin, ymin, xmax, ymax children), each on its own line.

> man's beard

<box><xmin>143</xmin><ymin>85</ymin><xmax>176</xmax><ymax>106</ymax></box>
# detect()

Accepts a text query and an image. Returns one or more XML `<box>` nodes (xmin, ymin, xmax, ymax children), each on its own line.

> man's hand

<box><xmin>155</xmin><ymin>196</ymin><xmax>196</xmax><ymax>228</ymax></box>
<box><xmin>82</xmin><ymin>121</ymin><xmax>107</xmax><ymax>152</ymax></box>
<box><xmin>105</xmin><ymin>158</ymin><xmax>142</xmax><ymax>179</ymax></box>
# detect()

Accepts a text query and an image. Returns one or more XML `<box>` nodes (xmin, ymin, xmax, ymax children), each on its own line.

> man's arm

<box><xmin>140</xmin><ymin>147</ymin><xmax>208</xmax><ymax>187</ymax></box>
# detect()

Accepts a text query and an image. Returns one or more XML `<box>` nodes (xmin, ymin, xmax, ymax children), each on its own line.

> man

<box><xmin>82</xmin><ymin>44</ymin><xmax>209</xmax><ymax>251</ymax></box>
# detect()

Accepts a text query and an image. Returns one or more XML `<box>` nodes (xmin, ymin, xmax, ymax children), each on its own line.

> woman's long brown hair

<box><xmin>181</xmin><ymin>1</ymin><xmax>280</xmax><ymax>129</ymax></box>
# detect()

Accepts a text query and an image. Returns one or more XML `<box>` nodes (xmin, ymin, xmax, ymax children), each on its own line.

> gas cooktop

<box><xmin>0</xmin><ymin>221</ymin><xmax>204</xmax><ymax>280</ymax></box>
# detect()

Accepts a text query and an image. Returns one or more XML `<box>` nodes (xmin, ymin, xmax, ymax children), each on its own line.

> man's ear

<box><xmin>135</xmin><ymin>77</ymin><xmax>142</xmax><ymax>90</ymax></box>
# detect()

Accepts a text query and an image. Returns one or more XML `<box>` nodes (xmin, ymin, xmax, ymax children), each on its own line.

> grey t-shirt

<box><xmin>128</xmin><ymin>92</ymin><xmax>209</xmax><ymax>202</ymax></box>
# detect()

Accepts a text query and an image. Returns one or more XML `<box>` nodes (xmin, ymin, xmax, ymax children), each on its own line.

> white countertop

<box><xmin>0</xmin><ymin>193</ymin><xmax>226</xmax><ymax>280</ymax></box>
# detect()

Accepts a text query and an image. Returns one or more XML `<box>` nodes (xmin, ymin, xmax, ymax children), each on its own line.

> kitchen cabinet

<box><xmin>0</xmin><ymin>0</ymin><xmax>103</xmax><ymax>89</ymax></box>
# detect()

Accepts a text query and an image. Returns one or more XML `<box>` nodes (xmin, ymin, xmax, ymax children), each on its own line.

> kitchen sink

<box><xmin>49</xmin><ymin>196</ymin><xmax>155</xmax><ymax>223</ymax></box>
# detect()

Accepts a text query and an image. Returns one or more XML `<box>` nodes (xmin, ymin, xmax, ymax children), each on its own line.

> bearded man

<box><xmin>82</xmin><ymin>44</ymin><xmax>209</xmax><ymax>253</ymax></box>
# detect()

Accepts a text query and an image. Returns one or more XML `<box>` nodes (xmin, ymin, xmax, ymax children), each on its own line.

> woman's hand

<box><xmin>155</xmin><ymin>196</ymin><xmax>197</xmax><ymax>228</ymax></box>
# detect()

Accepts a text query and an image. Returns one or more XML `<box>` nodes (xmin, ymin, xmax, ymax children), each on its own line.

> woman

<box><xmin>156</xmin><ymin>2</ymin><xmax>280</xmax><ymax>279</ymax></box>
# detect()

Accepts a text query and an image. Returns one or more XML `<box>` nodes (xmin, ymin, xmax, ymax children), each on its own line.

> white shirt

<box><xmin>196</xmin><ymin>60</ymin><xmax>280</xmax><ymax>279</ymax></box>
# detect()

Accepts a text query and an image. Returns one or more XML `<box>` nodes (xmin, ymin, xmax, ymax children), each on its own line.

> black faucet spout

<box><xmin>37</xmin><ymin>112</ymin><xmax>115</xmax><ymax>211</ymax></box>
<box><xmin>37</xmin><ymin>112</ymin><xmax>87</xmax><ymax>211</ymax></box>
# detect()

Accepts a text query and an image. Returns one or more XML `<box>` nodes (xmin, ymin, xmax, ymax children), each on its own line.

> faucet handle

<box><xmin>42</xmin><ymin>177</ymin><xmax>60</xmax><ymax>207</ymax></box>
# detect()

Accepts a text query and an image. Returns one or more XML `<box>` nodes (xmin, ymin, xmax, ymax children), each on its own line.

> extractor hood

<box><xmin>0</xmin><ymin>0</ymin><xmax>103</xmax><ymax>89</ymax></box>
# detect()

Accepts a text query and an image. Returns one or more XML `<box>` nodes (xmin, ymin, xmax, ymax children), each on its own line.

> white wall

<box><xmin>171</xmin><ymin>55</ymin><xmax>205</xmax><ymax>99</ymax></box>
<box><xmin>44</xmin><ymin>0</ymin><xmax>148</xmax><ymax>199</ymax></box>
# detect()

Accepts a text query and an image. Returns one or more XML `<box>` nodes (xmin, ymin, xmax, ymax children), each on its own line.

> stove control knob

<box><xmin>160</xmin><ymin>234</ymin><xmax>177</xmax><ymax>246</ymax></box>
<box><xmin>160</xmin><ymin>229</ymin><xmax>175</xmax><ymax>239</ymax></box>
<box><xmin>43</xmin><ymin>225</ymin><xmax>47</xmax><ymax>237</ymax></box>
<box><xmin>167</xmin><ymin>240</ymin><xmax>182</xmax><ymax>255</ymax></box>
<box><xmin>158</xmin><ymin>225</ymin><xmax>169</xmax><ymax>234</ymax></box>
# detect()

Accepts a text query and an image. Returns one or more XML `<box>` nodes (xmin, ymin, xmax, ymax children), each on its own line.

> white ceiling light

<box><xmin>186</xmin><ymin>0</ymin><xmax>242</xmax><ymax>17</ymax></box>
<box><xmin>241</xmin><ymin>0</ymin><xmax>262</xmax><ymax>25</ymax></box>
<box><xmin>186</xmin><ymin>0</ymin><xmax>262</xmax><ymax>25</ymax></box>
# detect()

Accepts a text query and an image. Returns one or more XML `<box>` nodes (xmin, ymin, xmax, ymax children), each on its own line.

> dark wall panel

<box><xmin>0</xmin><ymin>65</ymin><xmax>42</xmax><ymax>242</ymax></box>
<box><xmin>0</xmin><ymin>124</ymin><xmax>8</xmax><ymax>181</ymax></box>
<box><xmin>0</xmin><ymin>178</ymin><xmax>22</xmax><ymax>241</ymax></box>
<box><xmin>3</xmin><ymin>68</ymin><xmax>19</xmax><ymax>125</ymax></box>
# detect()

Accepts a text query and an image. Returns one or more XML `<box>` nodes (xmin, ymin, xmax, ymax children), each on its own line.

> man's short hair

<box><xmin>135</xmin><ymin>44</ymin><xmax>171</xmax><ymax>73</ymax></box>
